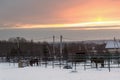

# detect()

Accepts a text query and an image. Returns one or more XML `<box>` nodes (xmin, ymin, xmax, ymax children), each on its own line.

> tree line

<box><xmin>0</xmin><ymin>37</ymin><xmax>107</xmax><ymax>61</ymax></box>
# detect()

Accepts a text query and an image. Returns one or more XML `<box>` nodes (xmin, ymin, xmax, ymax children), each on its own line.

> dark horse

<box><xmin>91</xmin><ymin>57</ymin><xmax>104</xmax><ymax>68</ymax></box>
<box><xmin>29</xmin><ymin>58</ymin><xmax>39</xmax><ymax>66</ymax></box>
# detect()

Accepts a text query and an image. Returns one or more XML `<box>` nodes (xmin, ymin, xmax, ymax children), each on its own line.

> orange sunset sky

<box><xmin>0</xmin><ymin>0</ymin><xmax>120</xmax><ymax>41</ymax></box>
<box><xmin>0</xmin><ymin>0</ymin><xmax>120</xmax><ymax>29</ymax></box>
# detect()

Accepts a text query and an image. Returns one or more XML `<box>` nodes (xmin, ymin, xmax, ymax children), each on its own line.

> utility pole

<box><xmin>53</xmin><ymin>35</ymin><xmax>55</xmax><ymax>58</ymax></box>
<box><xmin>17</xmin><ymin>37</ymin><xmax>20</xmax><ymax>60</ymax></box>
<box><xmin>52</xmin><ymin>35</ymin><xmax>55</xmax><ymax>68</ymax></box>
<box><xmin>114</xmin><ymin>37</ymin><xmax>118</xmax><ymax>53</ymax></box>
<box><xmin>59</xmin><ymin>35</ymin><xmax>63</xmax><ymax>68</ymax></box>
<box><xmin>60</xmin><ymin>35</ymin><xmax>63</xmax><ymax>58</ymax></box>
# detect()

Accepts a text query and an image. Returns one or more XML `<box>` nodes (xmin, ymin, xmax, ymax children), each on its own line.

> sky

<box><xmin>0</xmin><ymin>0</ymin><xmax>120</xmax><ymax>41</ymax></box>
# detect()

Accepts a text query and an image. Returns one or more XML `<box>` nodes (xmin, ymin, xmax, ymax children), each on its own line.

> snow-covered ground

<box><xmin>0</xmin><ymin>62</ymin><xmax>120</xmax><ymax>80</ymax></box>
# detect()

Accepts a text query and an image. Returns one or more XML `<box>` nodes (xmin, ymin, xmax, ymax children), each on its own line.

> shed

<box><xmin>105</xmin><ymin>41</ymin><xmax>120</xmax><ymax>53</ymax></box>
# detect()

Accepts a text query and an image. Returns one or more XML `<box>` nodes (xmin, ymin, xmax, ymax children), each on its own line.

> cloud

<box><xmin>0</xmin><ymin>0</ymin><xmax>120</xmax><ymax>29</ymax></box>
<box><xmin>0</xmin><ymin>0</ymin><xmax>89</xmax><ymax>25</ymax></box>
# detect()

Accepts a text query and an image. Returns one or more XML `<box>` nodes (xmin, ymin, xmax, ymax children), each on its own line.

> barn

<box><xmin>105</xmin><ymin>40</ymin><xmax>120</xmax><ymax>53</ymax></box>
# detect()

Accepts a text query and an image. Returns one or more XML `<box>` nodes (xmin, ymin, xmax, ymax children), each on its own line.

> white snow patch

<box><xmin>0</xmin><ymin>63</ymin><xmax>120</xmax><ymax>80</ymax></box>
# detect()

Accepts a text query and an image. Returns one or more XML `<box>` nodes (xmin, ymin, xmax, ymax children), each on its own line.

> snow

<box><xmin>0</xmin><ymin>63</ymin><xmax>120</xmax><ymax>80</ymax></box>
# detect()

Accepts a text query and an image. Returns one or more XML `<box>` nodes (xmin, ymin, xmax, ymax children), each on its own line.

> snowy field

<box><xmin>0</xmin><ymin>63</ymin><xmax>120</xmax><ymax>80</ymax></box>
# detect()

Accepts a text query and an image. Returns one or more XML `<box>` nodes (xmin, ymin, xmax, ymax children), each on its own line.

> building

<box><xmin>105</xmin><ymin>41</ymin><xmax>120</xmax><ymax>53</ymax></box>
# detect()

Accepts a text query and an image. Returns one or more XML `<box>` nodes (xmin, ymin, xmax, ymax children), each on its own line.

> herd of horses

<box><xmin>27</xmin><ymin>56</ymin><xmax>105</xmax><ymax>68</ymax></box>
<box><xmin>18</xmin><ymin>51</ymin><xmax>108</xmax><ymax>68</ymax></box>
<box><xmin>74</xmin><ymin>52</ymin><xmax>106</xmax><ymax>68</ymax></box>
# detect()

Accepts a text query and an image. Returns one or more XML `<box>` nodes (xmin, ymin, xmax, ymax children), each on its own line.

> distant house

<box><xmin>105</xmin><ymin>41</ymin><xmax>120</xmax><ymax>53</ymax></box>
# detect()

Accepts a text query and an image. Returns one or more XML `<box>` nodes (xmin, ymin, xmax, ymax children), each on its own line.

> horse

<box><xmin>91</xmin><ymin>57</ymin><xmax>104</xmax><ymax>68</ymax></box>
<box><xmin>29</xmin><ymin>58</ymin><xmax>39</xmax><ymax>66</ymax></box>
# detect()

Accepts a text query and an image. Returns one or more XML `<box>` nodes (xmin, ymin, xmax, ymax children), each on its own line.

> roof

<box><xmin>105</xmin><ymin>41</ymin><xmax>120</xmax><ymax>49</ymax></box>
